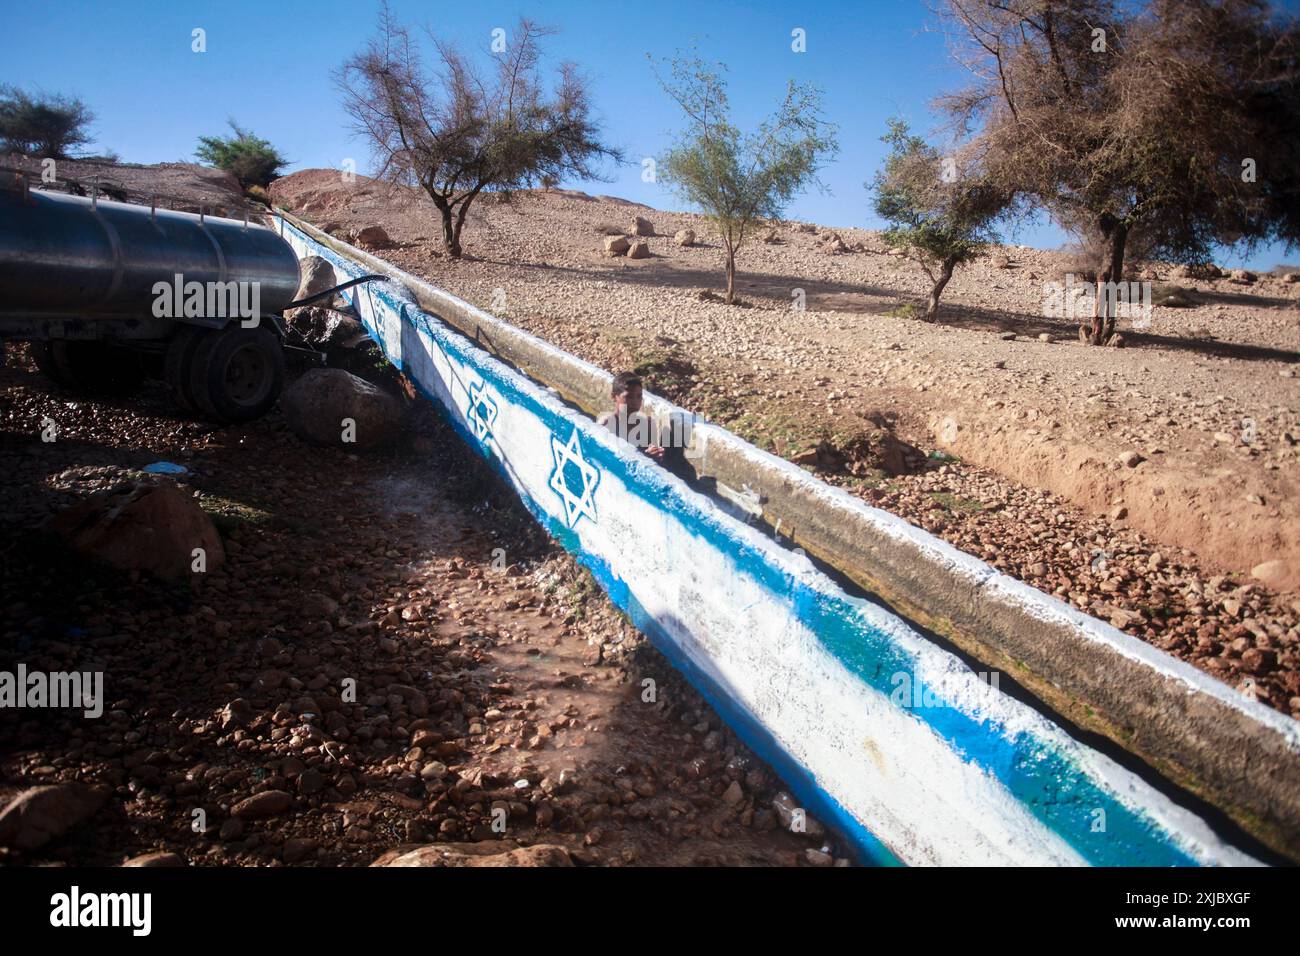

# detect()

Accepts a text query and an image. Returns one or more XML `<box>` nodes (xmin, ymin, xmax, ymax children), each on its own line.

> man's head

<box><xmin>611</xmin><ymin>371</ymin><xmax>643</xmax><ymax>414</ymax></box>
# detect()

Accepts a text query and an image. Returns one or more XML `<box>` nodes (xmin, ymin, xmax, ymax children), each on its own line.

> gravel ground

<box><xmin>0</xmin><ymin>347</ymin><xmax>840</xmax><ymax>866</ymax></box>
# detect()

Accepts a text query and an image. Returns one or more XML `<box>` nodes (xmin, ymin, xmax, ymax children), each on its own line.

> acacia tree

<box><xmin>656</xmin><ymin>52</ymin><xmax>838</xmax><ymax>304</ymax></box>
<box><xmin>0</xmin><ymin>86</ymin><xmax>94</xmax><ymax>158</ymax></box>
<box><xmin>195</xmin><ymin>121</ymin><xmax>288</xmax><ymax>189</ymax></box>
<box><xmin>940</xmin><ymin>0</ymin><xmax>1300</xmax><ymax>344</ymax></box>
<box><xmin>871</xmin><ymin>118</ymin><xmax>1008</xmax><ymax>320</ymax></box>
<box><xmin>336</xmin><ymin>5</ymin><xmax>620</xmax><ymax>258</ymax></box>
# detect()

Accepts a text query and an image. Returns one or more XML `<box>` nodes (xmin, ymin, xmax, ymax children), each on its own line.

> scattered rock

<box><xmin>282</xmin><ymin>837</ymin><xmax>319</xmax><ymax>864</ymax></box>
<box><xmin>820</xmin><ymin>233</ymin><xmax>849</xmax><ymax>255</ymax></box>
<box><xmin>372</xmin><ymin>841</ymin><xmax>572</xmax><ymax>867</ymax></box>
<box><xmin>1251</xmin><ymin>560</ymin><xmax>1291</xmax><ymax>591</ymax></box>
<box><xmin>122</xmin><ymin>851</ymin><xmax>185</xmax><ymax>867</ymax></box>
<box><xmin>232</xmin><ymin>790</ymin><xmax>293</xmax><ymax>819</ymax></box>
<box><xmin>0</xmin><ymin>784</ymin><xmax>108</xmax><ymax>851</ymax></box>
<box><xmin>1117</xmin><ymin>451</ymin><xmax>1145</xmax><ymax>468</ymax></box>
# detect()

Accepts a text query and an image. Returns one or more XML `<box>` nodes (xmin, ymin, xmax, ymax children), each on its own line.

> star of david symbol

<box><xmin>467</xmin><ymin>379</ymin><xmax>499</xmax><ymax>446</ymax></box>
<box><xmin>548</xmin><ymin>426</ymin><xmax>601</xmax><ymax>528</ymax></box>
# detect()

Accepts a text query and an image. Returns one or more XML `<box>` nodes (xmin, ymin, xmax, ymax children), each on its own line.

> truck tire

<box><xmin>187</xmin><ymin>325</ymin><xmax>284</xmax><ymax>423</ymax></box>
<box><xmin>29</xmin><ymin>341</ymin><xmax>74</xmax><ymax>388</ymax></box>
<box><xmin>32</xmin><ymin>340</ymin><xmax>144</xmax><ymax>395</ymax></box>
<box><xmin>164</xmin><ymin>326</ymin><xmax>206</xmax><ymax>411</ymax></box>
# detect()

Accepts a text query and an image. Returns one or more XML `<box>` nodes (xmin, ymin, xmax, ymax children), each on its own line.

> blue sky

<box><xmin>5</xmin><ymin>0</ymin><xmax>1297</xmax><ymax>268</ymax></box>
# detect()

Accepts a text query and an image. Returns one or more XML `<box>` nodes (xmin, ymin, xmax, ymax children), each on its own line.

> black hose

<box><xmin>285</xmin><ymin>274</ymin><xmax>388</xmax><ymax>310</ymax></box>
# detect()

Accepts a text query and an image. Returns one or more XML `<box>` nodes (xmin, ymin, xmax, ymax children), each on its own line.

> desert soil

<box><xmin>267</xmin><ymin>168</ymin><xmax>1300</xmax><ymax>718</ymax></box>
<box><xmin>0</xmin><ymin>348</ymin><xmax>838</xmax><ymax>867</ymax></box>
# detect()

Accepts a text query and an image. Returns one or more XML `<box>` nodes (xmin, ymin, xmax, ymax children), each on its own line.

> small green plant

<box><xmin>886</xmin><ymin>301</ymin><xmax>919</xmax><ymax>320</ymax></box>
<box><xmin>929</xmin><ymin>491</ymin><xmax>985</xmax><ymax>513</ymax></box>
<box><xmin>195</xmin><ymin>120</ymin><xmax>288</xmax><ymax>189</ymax></box>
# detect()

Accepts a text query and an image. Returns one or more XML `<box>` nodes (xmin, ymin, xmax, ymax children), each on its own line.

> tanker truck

<box><xmin>0</xmin><ymin>174</ymin><xmax>376</xmax><ymax>423</ymax></box>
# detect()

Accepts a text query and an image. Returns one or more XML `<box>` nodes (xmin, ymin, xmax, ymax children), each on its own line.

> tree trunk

<box><xmin>1082</xmin><ymin>215</ymin><xmax>1127</xmax><ymax>345</ymax></box>
<box><xmin>450</xmin><ymin>186</ymin><xmax>484</xmax><ymax>260</ymax></box>
<box><xmin>430</xmin><ymin>198</ymin><xmax>461</xmax><ymax>259</ymax></box>
<box><xmin>441</xmin><ymin>208</ymin><xmax>461</xmax><ymax>259</ymax></box>
<box><xmin>926</xmin><ymin>256</ymin><xmax>958</xmax><ymax>321</ymax></box>
<box><xmin>724</xmin><ymin>245</ymin><xmax>736</xmax><ymax>304</ymax></box>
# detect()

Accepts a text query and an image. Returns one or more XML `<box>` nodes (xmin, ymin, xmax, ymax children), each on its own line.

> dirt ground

<box><xmin>267</xmin><ymin>169</ymin><xmax>1300</xmax><ymax>719</ymax></box>
<box><xmin>0</xmin><ymin>347</ymin><xmax>839</xmax><ymax>867</ymax></box>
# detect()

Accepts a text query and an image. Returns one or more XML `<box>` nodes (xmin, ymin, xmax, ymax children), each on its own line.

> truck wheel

<box><xmin>33</xmin><ymin>341</ymin><xmax>144</xmax><ymax>395</ymax></box>
<box><xmin>187</xmin><ymin>325</ymin><xmax>284</xmax><ymax>423</ymax></box>
<box><xmin>164</xmin><ymin>326</ymin><xmax>206</xmax><ymax>411</ymax></box>
<box><xmin>29</xmin><ymin>341</ymin><xmax>74</xmax><ymax>388</ymax></box>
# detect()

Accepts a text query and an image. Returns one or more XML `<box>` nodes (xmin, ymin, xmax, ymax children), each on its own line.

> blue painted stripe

<box><xmin>282</xmin><ymin>220</ymin><xmax>1208</xmax><ymax>866</ymax></box>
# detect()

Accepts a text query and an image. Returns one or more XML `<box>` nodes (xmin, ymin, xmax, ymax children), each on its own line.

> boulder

<box><xmin>1229</xmin><ymin>268</ymin><xmax>1257</xmax><ymax>284</ymax></box>
<box><xmin>1251</xmin><ymin>559</ymin><xmax>1292</xmax><ymax>591</ymax></box>
<box><xmin>603</xmin><ymin>235</ymin><xmax>630</xmax><ymax>257</ymax></box>
<box><xmin>294</xmin><ymin>256</ymin><xmax>338</xmax><ymax>304</ymax></box>
<box><xmin>0</xmin><ymin>783</ymin><xmax>109</xmax><ymax>851</ymax></box>
<box><xmin>990</xmin><ymin>253</ymin><xmax>1012</xmax><ymax>269</ymax></box>
<box><xmin>674</xmin><ymin>228</ymin><xmax>695</xmax><ymax>247</ymax></box>
<box><xmin>632</xmin><ymin>216</ymin><xmax>654</xmax><ymax>236</ymax></box>
<box><xmin>372</xmin><ymin>840</ymin><xmax>572</xmax><ymax>867</ymax></box>
<box><xmin>282</xmin><ymin>368</ymin><xmax>402</xmax><ymax>449</ymax></box>
<box><xmin>350</xmin><ymin>225</ymin><xmax>391</xmax><ymax>250</ymax></box>
<box><xmin>232</xmin><ymin>790</ymin><xmax>293</xmax><ymax>819</ymax></box>
<box><xmin>47</xmin><ymin>479</ymin><xmax>224</xmax><ymax>581</ymax></box>
<box><xmin>283</xmin><ymin>305</ymin><xmax>366</xmax><ymax>348</ymax></box>
<box><xmin>627</xmin><ymin>240</ymin><xmax>651</xmax><ymax>259</ymax></box>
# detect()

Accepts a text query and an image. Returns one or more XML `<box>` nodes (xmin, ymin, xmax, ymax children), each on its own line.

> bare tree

<box><xmin>655</xmin><ymin>51</ymin><xmax>838</xmax><ymax>304</ymax></box>
<box><xmin>939</xmin><ymin>0</ymin><xmax>1300</xmax><ymax>344</ymax></box>
<box><xmin>336</xmin><ymin>5</ymin><xmax>621</xmax><ymax>258</ymax></box>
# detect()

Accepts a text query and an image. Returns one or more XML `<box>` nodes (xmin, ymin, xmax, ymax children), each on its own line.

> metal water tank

<box><xmin>0</xmin><ymin>189</ymin><xmax>301</xmax><ymax>320</ymax></box>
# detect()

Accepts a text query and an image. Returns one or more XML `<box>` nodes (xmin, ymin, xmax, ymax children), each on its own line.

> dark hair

<box><xmin>611</xmin><ymin>371</ymin><xmax>642</xmax><ymax>397</ymax></box>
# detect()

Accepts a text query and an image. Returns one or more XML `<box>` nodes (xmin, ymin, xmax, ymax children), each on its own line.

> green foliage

<box><xmin>195</xmin><ymin>121</ymin><xmax>288</xmax><ymax>189</ymax></box>
<box><xmin>871</xmin><ymin>118</ymin><xmax>998</xmax><ymax>271</ymax></box>
<box><xmin>0</xmin><ymin>85</ymin><xmax>95</xmax><ymax>158</ymax></box>
<box><xmin>654</xmin><ymin>50</ymin><xmax>838</xmax><ymax>301</ymax></box>
<box><xmin>870</xmin><ymin>117</ymin><xmax>1008</xmax><ymax>319</ymax></box>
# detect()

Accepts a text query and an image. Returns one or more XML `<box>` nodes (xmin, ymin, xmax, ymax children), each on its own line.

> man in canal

<box><xmin>598</xmin><ymin>371</ymin><xmax>664</xmax><ymax>462</ymax></box>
